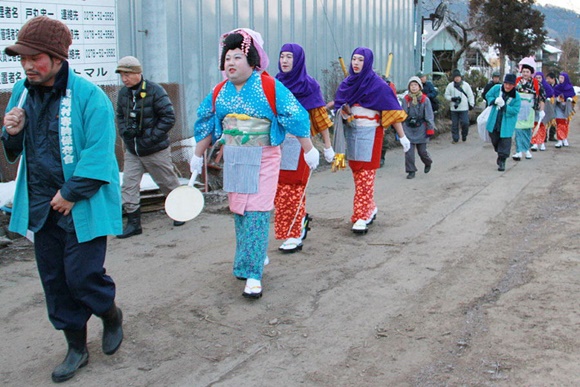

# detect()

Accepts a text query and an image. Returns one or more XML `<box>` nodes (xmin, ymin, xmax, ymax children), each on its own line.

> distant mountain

<box><xmin>537</xmin><ymin>4</ymin><xmax>580</xmax><ymax>42</ymax></box>
<box><xmin>424</xmin><ymin>1</ymin><xmax>580</xmax><ymax>42</ymax></box>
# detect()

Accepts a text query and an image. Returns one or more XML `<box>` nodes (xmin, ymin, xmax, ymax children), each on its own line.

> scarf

<box><xmin>334</xmin><ymin>47</ymin><xmax>402</xmax><ymax>112</ymax></box>
<box><xmin>408</xmin><ymin>90</ymin><xmax>423</xmax><ymax>106</ymax></box>
<box><xmin>275</xmin><ymin>43</ymin><xmax>325</xmax><ymax>110</ymax></box>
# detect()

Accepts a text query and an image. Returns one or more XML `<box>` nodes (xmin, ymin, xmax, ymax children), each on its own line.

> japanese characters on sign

<box><xmin>0</xmin><ymin>0</ymin><xmax>118</xmax><ymax>90</ymax></box>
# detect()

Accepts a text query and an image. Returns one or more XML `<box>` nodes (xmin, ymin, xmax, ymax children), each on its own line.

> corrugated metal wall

<box><xmin>117</xmin><ymin>0</ymin><xmax>418</xmax><ymax>137</ymax></box>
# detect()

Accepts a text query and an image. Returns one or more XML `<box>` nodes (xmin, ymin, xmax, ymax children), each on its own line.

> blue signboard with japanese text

<box><xmin>0</xmin><ymin>0</ymin><xmax>117</xmax><ymax>90</ymax></box>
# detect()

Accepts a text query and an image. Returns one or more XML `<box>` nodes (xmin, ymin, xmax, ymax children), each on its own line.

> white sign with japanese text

<box><xmin>0</xmin><ymin>0</ymin><xmax>117</xmax><ymax>90</ymax></box>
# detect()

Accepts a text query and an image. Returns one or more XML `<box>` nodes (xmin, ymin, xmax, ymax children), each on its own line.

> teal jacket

<box><xmin>485</xmin><ymin>84</ymin><xmax>521</xmax><ymax>138</ymax></box>
<box><xmin>3</xmin><ymin>69</ymin><xmax>122</xmax><ymax>242</ymax></box>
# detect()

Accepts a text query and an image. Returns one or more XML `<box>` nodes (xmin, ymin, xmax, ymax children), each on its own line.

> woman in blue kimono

<box><xmin>190</xmin><ymin>29</ymin><xmax>319</xmax><ymax>299</ymax></box>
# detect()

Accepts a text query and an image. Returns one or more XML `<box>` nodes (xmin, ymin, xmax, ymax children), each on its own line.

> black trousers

<box><xmin>34</xmin><ymin>210</ymin><xmax>116</xmax><ymax>330</ymax></box>
<box><xmin>451</xmin><ymin>110</ymin><xmax>470</xmax><ymax>141</ymax></box>
<box><xmin>489</xmin><ymin>128</ymin><xmax>512</xmax><ymax>161</ymax></box>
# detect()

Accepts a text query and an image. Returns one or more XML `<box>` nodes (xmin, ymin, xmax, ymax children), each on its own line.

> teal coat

<box><xmin>485</xmin><ymin>84</ymin><xmax>521</xmax><ymax>138</ymax></box>
<box><xmin>3</xmin><ymin>69</ymin><xmax>122</xmax><ymax>242</ymax></box>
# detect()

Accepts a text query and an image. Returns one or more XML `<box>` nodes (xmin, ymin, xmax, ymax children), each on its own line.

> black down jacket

<box><xmin>116</xmin><ymin>78</ymin><xmax>176</xmax><ymax>157</ymax></box>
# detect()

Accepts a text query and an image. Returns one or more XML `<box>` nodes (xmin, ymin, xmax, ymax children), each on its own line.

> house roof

<box><xmin>423</xmin><ymin>20</ymin><xmax>461</xmax><ymax>44</ymax></box>
<box><xmin>543</xmin><ymin>43</ymin><xmax>562</xmax><ymax>54</ymax></box>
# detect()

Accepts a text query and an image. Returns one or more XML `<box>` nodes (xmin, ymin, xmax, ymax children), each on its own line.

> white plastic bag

<box><xmin>477</xmin><ymin>106</ymin><xmax>492</xmax><ymax>143</ymax></box>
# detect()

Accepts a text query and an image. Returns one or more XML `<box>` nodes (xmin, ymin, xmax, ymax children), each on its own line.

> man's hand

<box><xmin>51</xmin><ymin>190</ymin><xmax>75</xmax><ymax>216</ymax></box>
<box><xmin>3</xmin><ymin>107</ymin><xmax>26</xmax><ymax>135</ymax></box>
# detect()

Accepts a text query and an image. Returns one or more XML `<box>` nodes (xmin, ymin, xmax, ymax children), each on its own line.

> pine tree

<box><xmin>470</xmin><ymin>0</ymin><xmax>547</xmax><ymax>74</ymax></box>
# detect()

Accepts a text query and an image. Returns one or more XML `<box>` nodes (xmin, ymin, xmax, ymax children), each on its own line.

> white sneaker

<box><xmin>243</xmin><ymin>278</ymin><xmax>262</xmax><ymax>299</ymax></box>
<box><xmin>366</xmin><ymin>207</ymin><xmax>378</xmax><ymax>225</ymax></box>
<box><xmin>555</xmin><ymin>140</ymin><xmax>562</xmax><ymax>148</ymax></box>
<box><xmin>530</xmin><ymin>144</ymin><xmax>538</xmax><ymax>151</ymax></box>
<box><xmin>525</xmin><ymin>151</ymin><xmax>532</xmax><ymax>159</ymax></box>
<box><xmin>351</xmin><ymin>219</ymin><xmax>368</xmax><ymax>234</ymax></box>
<box><xmin>539</xmin><ymin>143</ymin><xmax>546</xmax><ymax>151</ymax></box>
<box><xmin>512</xmin><ymin>152</ymin><xmax>522</xmax><ymax>160</ymax></box>
<box><xmin>264</xmin><ymin>256</ymin><xmax>269</xmax><ymax>266</ymax></box>
<box><xmin>278</xmin><ymin>238</ymin><xmax>303</xmax><ymax>253</ymax></box>
<box><xmin>563</xmin><ymin>139</ymin><xmax>569</xmax><ymax>147</ymax></box>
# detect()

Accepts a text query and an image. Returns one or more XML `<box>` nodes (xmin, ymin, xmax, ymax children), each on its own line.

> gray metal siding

<box><xmin>116</xmin><ymin>0</ymin><xmax>417</xmax><ymax>136</ymax></box>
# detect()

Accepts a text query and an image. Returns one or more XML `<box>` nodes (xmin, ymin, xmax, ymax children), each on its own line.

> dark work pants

<box><xmin>451</xmin><ymin>110</ymin><xmax>469</xmax><ymax>141</ymax></box>
<box><xmin>34</xmin><ymin>211</ymin><xmax>116</xmax><ymax>330</ymax></box>
<box><xmin>405</xmin><ymin>143</ymin><xmax>432</xmax><ymax>172</ymax></box>
<box><xmin>489</xmin><ymin>128</ymin><xmax>512</xmax><ymax>161</ymax></box>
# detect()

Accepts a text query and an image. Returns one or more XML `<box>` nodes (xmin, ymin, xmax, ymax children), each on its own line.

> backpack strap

<box><xmin>212</xmin><ymin>79</ymin><xmax>228</xmax><ymax>112</ymax></box>
<box><xmin>211</xmin><ymin>71</ymin><xmax>277</xmax><ymax>116</ymax></box>
<box><xmin>260</xmin><ymin>71</ymin><xmax>277</xmax><ymax>116</ymax></box>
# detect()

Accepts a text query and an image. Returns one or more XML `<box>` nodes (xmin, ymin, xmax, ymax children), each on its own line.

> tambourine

<box><xmin>164</xmin><ymin>175</ymin><xmax>204</xmax><ymax>222</ymax></box>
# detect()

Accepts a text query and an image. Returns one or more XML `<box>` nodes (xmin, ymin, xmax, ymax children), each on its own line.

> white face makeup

<box><xmin>224</xmin><ymin>48</ymin><xmax>254</xmax><ymax>88</ymax></box>
<box><xmin>279</xmin><ymin>52</ymin><xmax>294</xmax><ymax>73</ymax></box>
<box><xmin>351</xmin><ymin>54</ymin><xmax>364</xmax><ymax>74</ymax></box>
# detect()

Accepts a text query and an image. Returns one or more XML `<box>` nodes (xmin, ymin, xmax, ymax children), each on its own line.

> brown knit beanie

<box><xmin>115</xmin><ymin>56</ymin><xmax>143</xmax><ymax>74</ymax></box>
<box><xmin>4</xmin><ymin>16</ymin><xmax>72</xmax><ymax>60</ymax></box>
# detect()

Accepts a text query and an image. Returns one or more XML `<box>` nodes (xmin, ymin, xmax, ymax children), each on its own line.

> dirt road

<box><xmin>1</xmin><ymin>119</ymin><xmax>579</xmax><ymax>386</ymax></box>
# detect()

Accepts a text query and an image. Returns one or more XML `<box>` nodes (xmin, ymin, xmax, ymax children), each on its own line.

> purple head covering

<box><xmin>554</xmin><ymin>72</ymin><xmax>576</xmax><ymax>99</ymax></box>
<box><xmin>276</xmin><ymin>43</ymin><xmax>325</xmax><ymax>110</ymax></box>
<box><xmin>334</xmin><ymin>47</ymin><xmax>402</xmax><ymax>112</ymax></box>
<box><xmin>535</xmin><ymin>71</ymin><xmax>553</xmax><ymax>98</ymax></box>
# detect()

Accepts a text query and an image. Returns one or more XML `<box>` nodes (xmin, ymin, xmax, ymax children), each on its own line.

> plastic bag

<box><xmin>477</xmin><ymin>106</ymin><xmax>492</xmax><ymax>143</ymax></box>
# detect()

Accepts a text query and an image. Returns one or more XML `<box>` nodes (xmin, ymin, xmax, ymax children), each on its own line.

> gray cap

<box><xmin>116</xmin><ymin>56</ymin><xmax>142</xmax><ymax>73</ymax></box>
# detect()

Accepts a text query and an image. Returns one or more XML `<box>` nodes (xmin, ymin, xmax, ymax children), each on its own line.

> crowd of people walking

<box><xmin>1</xmin><ymin>17</ymin><xmax>577</xmax><ymax>384</ymax></box>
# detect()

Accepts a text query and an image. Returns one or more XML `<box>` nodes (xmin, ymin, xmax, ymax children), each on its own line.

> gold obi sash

<box><xmin>221</xmin><ymin>114</ymin><xmax>272</xmax><ymax>146</ymax></box>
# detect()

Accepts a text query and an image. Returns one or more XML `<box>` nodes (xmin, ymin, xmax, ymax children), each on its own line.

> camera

<box><xmin>126</xmin><ymin>110</ymin><xmax>141</xmax><ymax>138</ymax></box>
<box><xmin>451</xmin><ymin>96</ymin><xmax>461</xmax><ymax>109</ymax></box>
<box><xmin>407</xmin><ymin>117</ymin><xmax>422</xmax><ymax>128</ymax></box>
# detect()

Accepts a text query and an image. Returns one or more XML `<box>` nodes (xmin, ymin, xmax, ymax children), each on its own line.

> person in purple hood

<box><xmin>274</xmin><ymin>43</ymin><xmax>334</xmax><ymax>253</ymax></box>
<box><xmin>334</xmin><ymin>47</ymin><xmax>410</xmax><ymax>234</ymax></box>
<box><xmin>530</xmin><ymin>71</ymin><xmax>554</xmax><ymax>151</ymax></box>
<box><xmin>553</xmin><ymin>72</ymin><xmax>577</xmax><ymax>147</ymax></box>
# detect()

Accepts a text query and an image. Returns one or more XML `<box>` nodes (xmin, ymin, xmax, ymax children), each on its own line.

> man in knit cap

<box><xmin>444</xmin><ymin>69</ymin><xmax>475</xmax><ymax>143</ymax></box>
<box><xmin>115</xmin><ymin>55</ymin><xmax>185</xmax><ymax>238</ymax></box>
<box><xmin>2</xmin><ymin>16</ymin><xmax>123</xmax><ymax>383</ymax></box>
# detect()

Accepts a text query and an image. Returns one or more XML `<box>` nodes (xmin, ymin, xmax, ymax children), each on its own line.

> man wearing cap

<box><xmin>417</xmin><ymin>72</ymin><xmax>439</xmax><ymax>113</ymax></box>
<box><xmin>115</xmin><ymin>56</ymin><xmax>184</xmax><ymax>238</ymax></box>
<box><xmin>482</xmin><ymin>71</ymin><xmax>501</xmax><ymax>106</ymax></box>
<box><xmin>444</xmin><ymin>69</ymin><xmax>475</xmax><ymax>143</ymax></box>
<box><xmin>1</xmin><ymin>16</ymin><xmax>123</xmax><ymax>382</ymax></box>
<box><xmin>484</xmin><ymin>74</ymin><xmax>521</xmax><ymax>171</ymax></box>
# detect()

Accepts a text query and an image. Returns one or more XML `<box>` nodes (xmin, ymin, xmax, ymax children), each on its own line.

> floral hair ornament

<box><xmin>219</xmin><ymin>28</ymin><xmax>269</xmax><ymax>71</ymax></box>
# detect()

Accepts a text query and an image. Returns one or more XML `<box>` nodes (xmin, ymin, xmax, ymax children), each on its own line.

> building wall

<box><xmin>116</xmin><ymin>0</ymin><xmax>418</xmax><ymax>137</ymax></box>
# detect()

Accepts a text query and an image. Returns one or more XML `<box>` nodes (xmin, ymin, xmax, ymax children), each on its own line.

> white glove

<box><xmin>538</xmin><ymin>110</ymin><xmax>545</xmax><ymax>122</ymax></box>
<box><xmin>189</xmin><ymin>154</ymin><xmax>204</xmax><ymax>175</ymax></box>
<box><xmin>303</xmin><ymin>147</ymin><xmax>320</xmax><ymax>170</ymax></box>
<box><xmin>495</xmin><ymin>97</ymin><xmax>505</xmax><ymax>108</ymax></box>
<box><xmin>323</xmin><ymin>146</ymin><xmax>335</xmax><ymax>163</ymax></box>
<box><xmin>399</xmin><ymin>136</ymin><xmax>411</xmax><ymax>153</ymax></box>
<box><xmin>567</xmin><ymin>97</ymin><xmax>573</xmax><ymax>102</ymax></box>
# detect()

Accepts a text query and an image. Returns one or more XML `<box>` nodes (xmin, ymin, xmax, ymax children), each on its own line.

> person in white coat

<box><xmin>445</xmin><ymin>69</ymin><xmax>475</xmax><ymax>143</ymax></box>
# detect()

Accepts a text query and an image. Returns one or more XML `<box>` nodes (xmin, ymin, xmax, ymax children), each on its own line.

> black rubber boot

<box><xmin>101</xmin><ymin>303</ymin><xmax>123</xmax><ymax>355</ymax></box>
<box><xmin>117</xmin><ymin>209</ymin><xmax>142</xmax><ymax>239</ymax></box>
<box><xmin>498</xmin><ymin>159</ymin><xmax>506</xmax><ymax>171</ymax></box>
<box><xmin>51</xmin><ymin>327</ymin><xmax>89</xmax><ymax>383</ymax></box>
